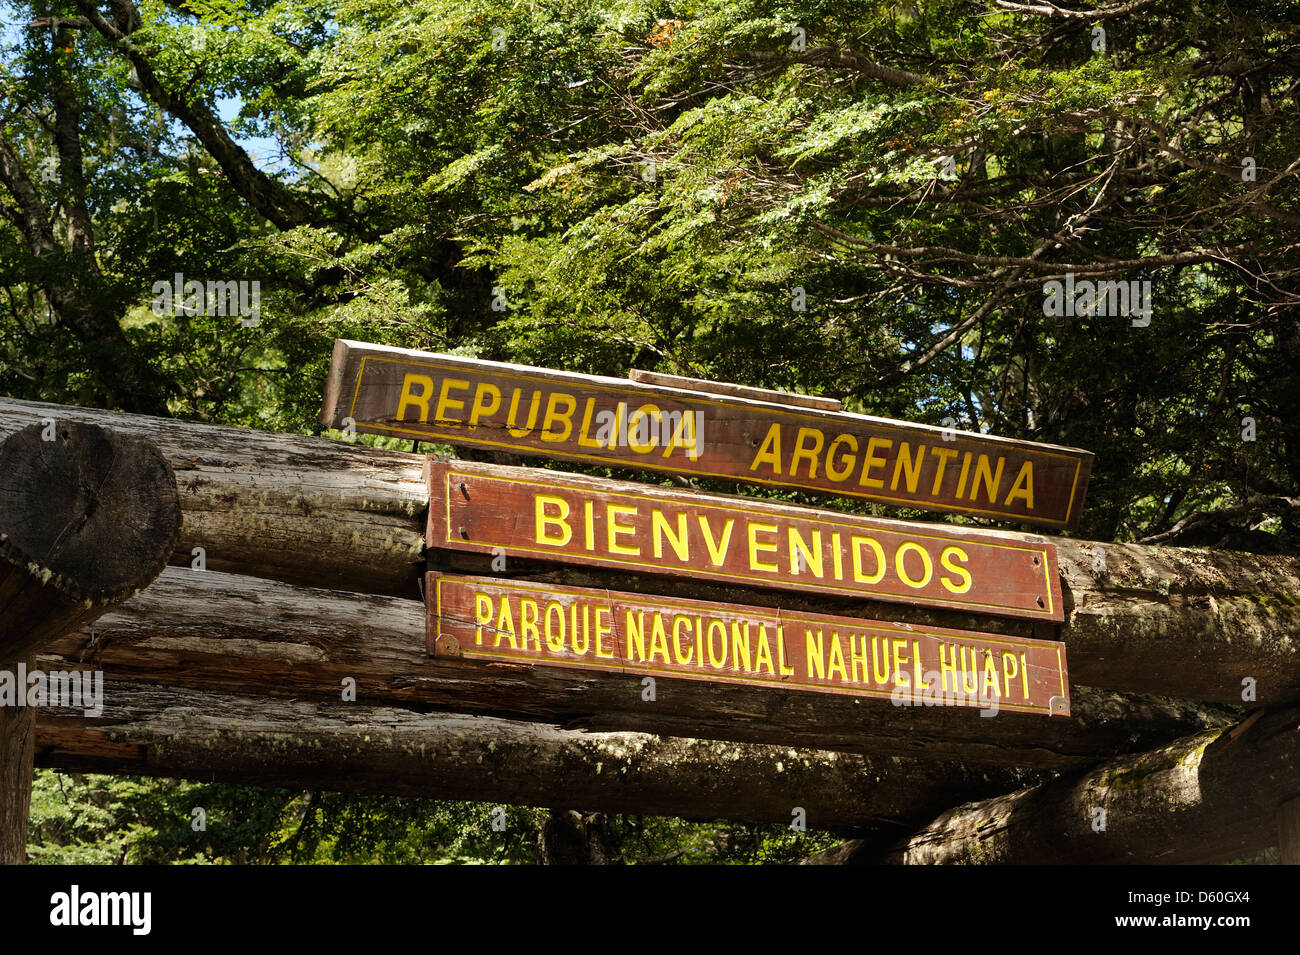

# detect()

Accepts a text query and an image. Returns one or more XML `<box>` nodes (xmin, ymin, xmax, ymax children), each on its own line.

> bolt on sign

<box><xmin>427</xmin><ymin>459</ymin><xmax>1064</xmax><ymax>622</ymax></box>
<box><xmin>427</xmin><ymin>573</ymin><xmax>1071</xmax><ymax>716</ymax></box>
<box><xmin>322</xmin><ymin>340</ymin><xmax>1093</xmax><ymax>529</ymax></box>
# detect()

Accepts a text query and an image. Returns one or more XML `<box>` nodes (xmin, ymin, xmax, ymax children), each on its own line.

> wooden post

<box><xmin>1279</xmin><ymin>796</ymin><xmax>1300</xmax><ymax>865</ymax></box>
<box><xmin>0</xmin><ymin>421</ymin><xmax>180</xmax><ymax>863</ymax></box>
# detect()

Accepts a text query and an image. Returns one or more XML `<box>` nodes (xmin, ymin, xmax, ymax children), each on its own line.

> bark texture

<box><xmin>812</xmin><ymin>707</ymin><xmax>1300</xmax><ymax>864</ymax></box>
<box><xmin>3</xmin><ymin>396</ymin><xmax>1297</xmax><ymax>705</ymax></box>
<box><xmin>41</xmin><ymin>567</ymin><xmax>1233</xmax><ymax>770</ymax></box>
<box><xmin>33</xmin><ymin>681</ymin><xmax>1042</xmax><ymax>828</ymax></box>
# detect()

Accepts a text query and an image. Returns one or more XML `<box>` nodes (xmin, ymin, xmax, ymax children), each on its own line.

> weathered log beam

<box><xmin>815</xmin><ymin>707</ymin><xmax>1300</xmax><ymax>864</ymax></box>
<box><xmin>4</xmin><ymin>396</ymin><xmax>1299</xmax><ymax>705</ymax></box>
<box><xmin>41</xmin><ymin>567</ymin><xmax>1232</xmax><ymax>770</ymax></box>
<box><xmin>33</xmin><ymin>681</ymin><xmax>1042</xmax><ymax>828</ymax></box>
<box><xmin>0</xmin><ymin>421</ymin><xmax>179</xmax><ymax>863</ymax></box>
<box><xmin>0</xmin><ymin>396</ymin><xmax>427</xmax><ymax>599</ymax></box>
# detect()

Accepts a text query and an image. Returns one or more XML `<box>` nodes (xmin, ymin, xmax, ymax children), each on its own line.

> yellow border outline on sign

<box><xmin>443</xmin><ymin>469</ymin><xmax>1057</xmax><ymax>618</ymax></box>
<box><xmin>351</xmin><ymin>355</ymin><xmax>1086</xmax><ymax>527</ymax></box>
<box><xmin>433</xmin><ymin>577</ymin><xmax>1065</xmax><ymax>715</ymax></box>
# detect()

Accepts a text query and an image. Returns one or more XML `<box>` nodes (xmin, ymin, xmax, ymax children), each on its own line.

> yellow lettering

<box><xmin>520</xmin><ymin>598</ymin><xmax>540</xmax><ymax>651</ymax></box>
<box><xmin>805</xmin><ymin>629</ymin><xmax>825</xmax><ymax>680</ymax></box>
<box><xmin>824</xmin><ymin>434</ymin><xmax>857</xmax><ymax>482</ymax></box>
<box><xmin>788</xmin><ymin>527</ymin><xmax>823</xmax><ymax>577</ymax></box>
<box><xmin>474</xmin><ymin>593</ymin><xmax>493</xmax><ymax>645</ymax></box>
<box><xmin>891</xmin><ymin>442</ymin><xmax>925</xmax><ymax>493</ymax></box>
<box><xmin>790</xmin><ymin>428</ymin><xmax>825</xmax><ymax>479</ymax></box>
<box><xmin>534</xmin><ymin>495</ymin><xmax>572</xmax><ymax>547</ymax></box>
<box><xmin>939</xmin><ymin>546</ymin><xmax>972</xmax><ymax>594</ymax></box>
<box><xmin>540</xmin><ymin>392</ymin><xmax>577</xmax><ymax>442</ymax></box>
<box><xmin>851</xmin><ymin>535</ymin><xmax>886</xmax><ymax>584</ymax></box>
<box><xmin>577</xmin><ymin>398</ymin><xmax>603</xmax><ymax>448</ymax></box>
<box><xmin>928</xmin><ymin>446</ymin><xmax>958</xmax><ymax>495</ymax></box>
<box><xmin>892</xmin><ymin>638</ymin><xmax>910</xmax><ymax>686</ymax></box>
<box><xmin>396</xmin><ymin>374</ymin><xmax>435</xmax><ymax>423</ymax></box>
<box><xmin>849</xmin><ymin>635</ymin><xmax>869</xmax><ymax>683</ymax></box>
<box><xmin>970</xmin><ymin>454</ymin><xmax>1004</xmax><ymax>503</ymax></box>
<box><xmin>469</xmin><ymin>382</ymin><xmax>501</xmax><ymax>427</ymax></box>
<box><xmin>607</xmin><ymin>503</ymin><xmax>640</xmax><ymax>556</ymax></box>
<box><xmin>649</xmin><ymin>615</ymin><xmax>671</xmax><ymax>664</ymax></box>
<box><xmin>1001</xmin><ymin>651</ymin><xmax>1020</xmax><ymax>699</ymax></box>
<box><xmin>754</xmin><ymin>629</ymin><xmax>776</xmax><ymax>675</ymax></box>
<box><xmin>594</xmin><ymin>607</ymin><xmax>614</xmax><ymax>658</ymax></box>
<box><xmin>434</xmin><ymin>378</ymin><xmax>470</xmax><ymax>424</ymax></box>
<box><xmin>671</xmin><ymin>615</ymin><xmax>694</xmax><ymax>665</ymax></box>
<box><xmin>730</xmin><ymin>621</ymin><xmax>751</xmax><ymax>672</ymax></box>
<box><xmin>626</xmin><ymin>610</ymin><xmax>646</xmax><ymax>662</ymax></box>
<box><xmin>706</xmin><ymin>620</ymin><xmax>728</xmax><ymax>668</ymax></box>
<box><xmin>496</xmin><ymin>599</ymin><xmax>517</xmax><ymax>649</ymax></box>
<box><xmin>749</xmin><ymin>424</ymin><xmax>783</xmax><ymax>475</ymax></box>
<box><xmin>1004</xmin><ymin>461</ymin><xmax>1035</xmax><ymax>510</ymax></box>
<box><xmin>544</xmin><ymin>601</ymin><xmax>565</xmax><ymax>652</ymax></box>
<box><xmin>858</xmin><ymin>437</ymin><xmax>892</xmax><ymax>488</ymax></box>
<box><xmin>506</xmin><ymin>389</ymin><xmax>542</xmax><ymax>436</ymax></box>
<box><xmin>627</xmin><ymin>404</ymin><xmax>660</xmax><ymax>454</ymax></box>
<box><xmin>939</xmin><ymin>643</ymin><xmax>959</xmax><ymax>692</ymax></box>
<box><xmin>895</xmin><ymin>541</ymin><xmax>933</xmax><ymax>588</ymax></box>
<box><xmin>652</xmin><ymin>510</ymin><xmax>689</xmax><ymax>562</ymax></box>
<box><xmin>698</xmin><ymin>516</ymin><xmax>736</xmax><ymax>566</ymax></box>
<box><xmin>955</xmin><ymin>452</ymin><xmax>972</xmax><ymax>498</ymax></box>
<box><xmin>826</xmin><ymin>632</ymin><xmax>848</xmax><ymax>682</ymax></box>
<box><xmin>748</xmin><ymin>522</ymin><xmax>779</xmax><ymax>572</ymax></box>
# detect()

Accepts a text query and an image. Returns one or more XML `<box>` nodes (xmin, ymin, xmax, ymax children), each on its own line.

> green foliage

<box><xmin>4</xmin><ymin>0</ymin><xmax>1299</xmax><ymax>862</ymax></box>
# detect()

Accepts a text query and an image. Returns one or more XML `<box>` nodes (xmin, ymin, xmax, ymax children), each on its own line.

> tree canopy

<box><xmin>3</xmin><ymin>0</ymin><xmax>1297</xmax><ymax>862</ymax></box>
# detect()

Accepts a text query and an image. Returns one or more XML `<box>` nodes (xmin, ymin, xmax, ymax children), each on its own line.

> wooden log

<box><xmin>1279</xmin><ymin>796</ymin><xmax>1300</xmax><ymax>865</ymax></box>
<box><xmin>33</xmin><ymin>681</ymin><xmax>1043</xmax><ymax>828</ymax></box>
<box><xmin>825</xmin><ymin>707</ymin><xmax>1300</xmax><ymax>864</ymax></box>
<box><xmin>40</xmin><ymin>567</ymin><xmax>1232</xmax><ymax>770</ymax></box>
<box><xmin>0</xmin><ymin>671</ymin><xmax>33</xmax><ymax>865</ymax></box>
<box><xmin>4</xmin><ymin>397</ymin><xmax>1300</xmax><ymax>704</ymax></box>
<box><xmin>0</xmin><ymin>396</ymin><xmax>426</xmax><ymax>599</ymax></box>
<box><xmin>0</xmin><ymin>421</ymin><xmax>181</xmax><ymax>659</ymax></box>
<box><xmin>0</xmin><ymin>421</ymin><xmax>180</xmax><ymax>864</ymax></box>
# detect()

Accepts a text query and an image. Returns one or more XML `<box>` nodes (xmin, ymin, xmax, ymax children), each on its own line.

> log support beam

<box><xmin>0</xmin><ymin>421</ymin><xmax>179</xmax><ymax>863</ymax></box>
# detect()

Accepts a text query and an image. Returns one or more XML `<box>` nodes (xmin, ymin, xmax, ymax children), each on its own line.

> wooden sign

<box><xmin>427</xmin><ymin>459</ymin><xmax>1064</xmax><ymax>622</ymax></box>
<box><xmin>322</xmin><ymin>340</ymin><xmax>1092</xmax><ymax>528</ymax></box>
<box><xmin>427</xmin><ymin>573</ymin><xmax>1071</xmax><ymax>716</ymax></box>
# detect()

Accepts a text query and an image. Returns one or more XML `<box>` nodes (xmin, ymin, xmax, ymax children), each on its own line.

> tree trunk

<box><xmin>1279</xmin><ymin>796</ymin><xmax>1300</xmax><ymax>865</ymax></box>
<box><xmin>0</xmin><ymin>663</ymin><xmax>34</xmax><ymax>865</ymax></box>
<box><xmin>538</xmin><ymin>811</ymin><xmax>620</xmax><ymax>864</ymax></box>
<box><xmin>0</xmin><ymin>421</ymin><xmax>180</xmax><ymax>862</ymax></box>
<box><xmin>818</xmin><ymin>707</ymin><xmax>1300</xmax><ymax>864</ymax></box>
<box><xmin>3</xmin><ymin>395</ymin><xmax>1297</xmax><ymax>705</ymax></box>
<box><xmin>41</xmin><ymin>567</ymin><xmax>1232</xmax><ymax>770</ymax></box>
<box><xmin>33</xmin><ymin>681</ymin><xmax>1041</xmax><ymax>828</ymax></box>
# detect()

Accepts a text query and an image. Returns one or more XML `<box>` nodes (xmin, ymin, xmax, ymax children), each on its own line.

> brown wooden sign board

<box><xmin>427</xmin><ymin>459</ymin><xmax>1065</xmax><ymax>622</ymax></box>
<box><xmin>427</xmin><ymin>572</ymin><xmax>1071</xmax><ymax>716</ymax></box>
<box><xmin>322</xmin><ymin>340</ymin><xmax>1092</xmax><ymax>529</ymax></box>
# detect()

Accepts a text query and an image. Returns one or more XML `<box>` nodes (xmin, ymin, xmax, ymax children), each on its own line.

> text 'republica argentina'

<box><xmin>429</xmin><ymin>462</ymin><xmax>1063</xmax><ymax>621</ymax></box>
<box><xmin>324</xmin><ymin>341</ymin><xmax>1092</xmax><ymax>527</ymax></box>
<box><xmin>428</xmin><ymin>574</ymin><xmax>1070</xmax><ymax>715</ymax></box>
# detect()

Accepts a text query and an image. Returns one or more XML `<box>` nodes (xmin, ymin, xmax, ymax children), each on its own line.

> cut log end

<box><xmin>0</xmin><ymin>421</ymin><xmax>181</xmax><ymax>659</ymax></box>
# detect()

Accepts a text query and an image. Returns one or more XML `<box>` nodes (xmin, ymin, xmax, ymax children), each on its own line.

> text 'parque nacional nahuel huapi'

<box><xmin>323</xmin><ymin>340</ymin><xmax>1093</xmax><ymax>528</ymax></box>
<box><xmin>427</xmin><ymin>459</ymin><xmax>1064</xmax><ymax>621</ymax></box>
<box><xmin>428</xmin><ymin>574</ymin><xmax>1070</xmax><ymax>715</ymax></box>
